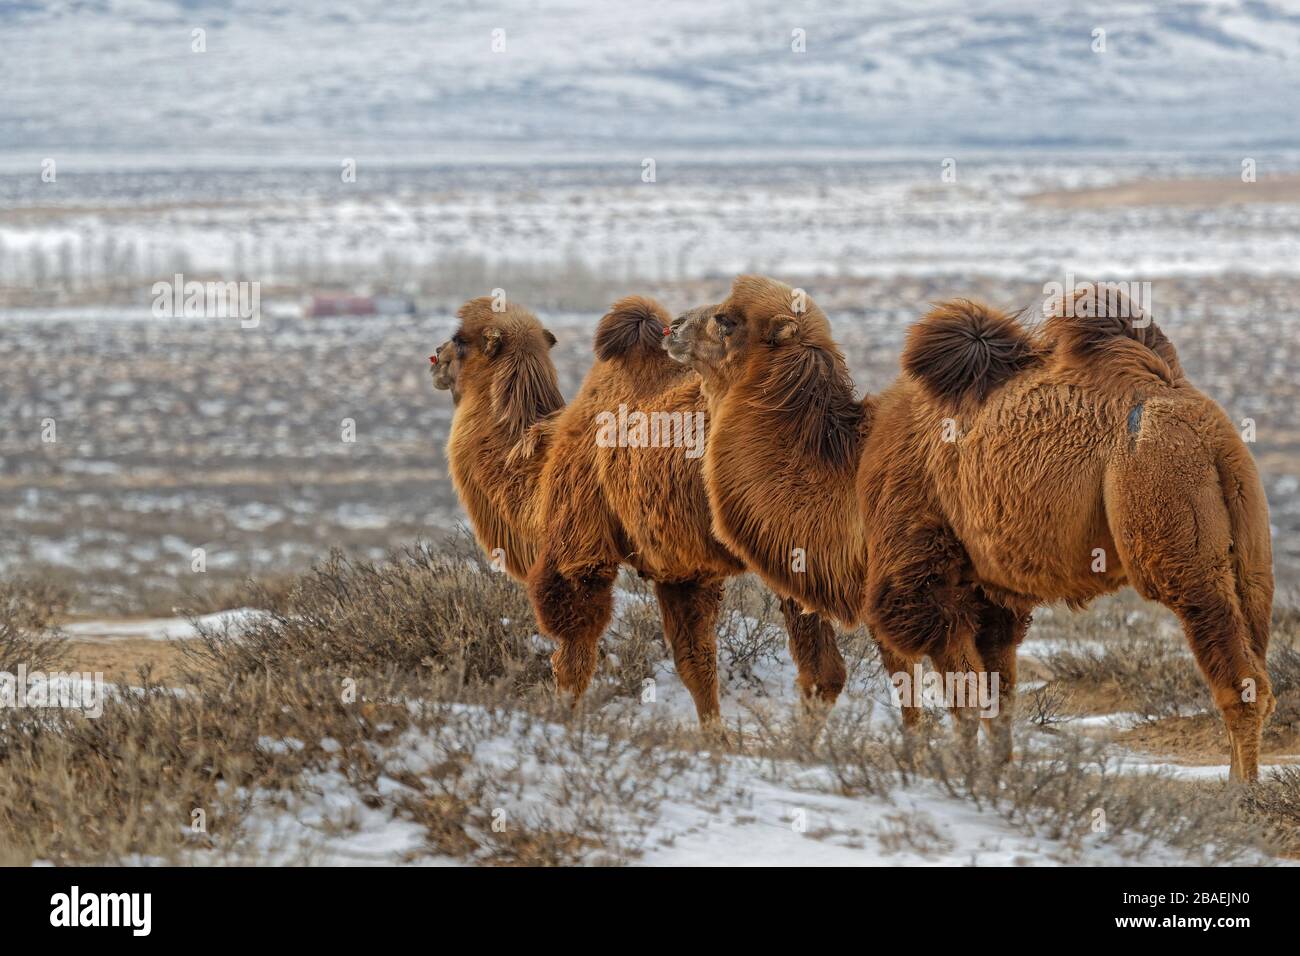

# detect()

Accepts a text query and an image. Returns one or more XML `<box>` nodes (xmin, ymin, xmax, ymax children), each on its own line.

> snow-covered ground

<box><xmin>112</xmin><ymin>602</ymin><xmax>1277</xmax><ymax>866</ymax></box>
<box><xmin>5</xmin><ymin>156</ymin><xmax>1300</xmax><ymax>296</ymax></box>
<box><xmin>4</xmin><ymin>0</ymin><xmax>1300</xmax><ymax>158</ymax></box>
<box><xmin>61</xmin><ymin>607</ymin><xmax>267</xmax><ymax>641</ymax></box>
<box><xmin>231</xmin><ymin>703</ymin><xmax>1276</xmax><ymax>867</ymax></box>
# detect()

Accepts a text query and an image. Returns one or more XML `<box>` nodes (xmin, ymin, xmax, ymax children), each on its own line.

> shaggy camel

<box><xmin>430</xmin><ymin>296</ymin><xmax>563</xmax><ymax>581</ymax></box>
<box><xmin>432</xmin><ymin>295</ymin><xmax>845</xmax><ymax>727</ymax></box>
<box><xmin>665</xmin><ymin>275</ymin><xmax>1273</xmax><ymax>780</ymax></box>
<box><xmin>526</xmin><ymin>296</ymin><xmax>846</xmax><ymax>725</ymax></box>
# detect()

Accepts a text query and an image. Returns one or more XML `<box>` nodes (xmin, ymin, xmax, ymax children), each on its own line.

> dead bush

<box><xmin>185</xmin><ymin>542</ymin><xmax>551</xmax><ymax>694</ymax></box>
<box><xmin>1241</xmin><ymin>767</ymin><xmax>1300</xmax><ymax>856</ymax></box>
<box><xmin>717</xmin><ymin>575</ymin><xmax>784</xmax><ymax>689</ymax></box>
<box><xmin>0</xmin><ymin>577</ymin><xmax>67</xmax><ymax>674</ymax></box>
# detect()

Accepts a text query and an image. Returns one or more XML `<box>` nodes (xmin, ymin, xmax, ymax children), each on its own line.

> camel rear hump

<box><xmin>902</xmin><ymin>299</ymin><xmax>1040</xmax><ymax>405</ymax></box>
<box><xmin>1042</xmin><ymin>281</ymin><xmax>1184</xmax><ymax>383</ymax></box>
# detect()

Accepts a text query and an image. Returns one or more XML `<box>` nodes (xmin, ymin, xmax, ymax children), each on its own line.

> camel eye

<box><xmin>714</xmin><ymin>314</ymin><xmax>735</xmax><ymax>334</ymax></box>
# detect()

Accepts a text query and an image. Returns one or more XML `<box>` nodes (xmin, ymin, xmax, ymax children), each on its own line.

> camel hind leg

<box><xmin>1107</xmin><ymin>442</ymin><xmax>1273</xmax><ymax>782</ymax></box>
<box><xmin>1159</xmin><ymin>579</ymin><xmax>1271</xmax><ymax>782</ymax></box>
<box><xmin>654</xmin><ymin>578</ymin><xmax>725</xmax><ymax>726</ymax></box>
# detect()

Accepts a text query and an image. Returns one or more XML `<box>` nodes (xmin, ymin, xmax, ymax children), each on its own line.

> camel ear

<box><xmin>482</xmin><ymin>326</ymin><xmax>503</xmax><ymax>357</ymax></box>
<box><xmin>543</xmin><ymin>328</ymin><xmax>557</xmax><ymax>348</ymax></box>
<box><xmin>768</xmin><ymin>316</ymin><xmax>799</xmax><ymax>346</ymax></box>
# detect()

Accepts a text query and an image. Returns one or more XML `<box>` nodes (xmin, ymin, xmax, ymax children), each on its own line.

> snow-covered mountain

<box><xmin>2</xmin><ymin>0</ymin><xmax>1300</xmax><ymax>161</ymax></box>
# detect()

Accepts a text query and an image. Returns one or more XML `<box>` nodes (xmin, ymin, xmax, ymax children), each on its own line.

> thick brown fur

<box><xmin>903</xmin><ymin>300</ymin><xmax>1041</xmax><ymax>404</ymax></box>
<box><xmin>432</xmin><ymin>297</ymin><xmax>563</xmax><ymax>581</ymax></box>
<box><xmin>663</xmin><ymin>277</ymin><xmax>873</xmax><ymax>625</ymax></box>
<box><xmin>528</xmin><ymin>296</ymin><xmax>847</xmax><ymax>724</ymax></box>
<box><xmin>668</xmin><ymin>276</ymin><xmax>1274</xmax><ymax>780</ymax></box>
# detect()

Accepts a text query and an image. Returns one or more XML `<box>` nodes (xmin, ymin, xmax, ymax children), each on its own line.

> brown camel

<box><xmin>432</xmin><ymin>295</ymin><xmax>845</xmax><ymax>727</ymax></box>
<box><xmin>665</xmin><ymin>275</ymin><xmax>1274</xmax><ymax>780</ymax></box>
<box><xmin>526</xmin><ymin>296</ymin><xmax>846</xmax><ymax>726</ymax></box>
<box><xmin>430</xmin><ymin>296</ymin><xmax>563</xmax><ymax>581</ymax></box>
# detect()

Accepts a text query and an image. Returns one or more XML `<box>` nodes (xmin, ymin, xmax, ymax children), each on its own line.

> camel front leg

<box><xmin>778</xmin><ymin>597</ymin><xmax>847</xmax><ymax>714</ymax></box>
<box><xmin>930</xmin><ymin>629</ymin><xmax>985</xmax><ymax>755</ymax></box>
<box><xmin>974</xmin><ymin>601</ymin><xmax>1030</xmax><ymax>765</ymax></box>
<box><xmin>872</xmin><ymin>637</ymin><xmax>924</xmax><ymax>735</ymax></box>
<box><xmin>528</xmin><ymin>555</ymin><xmax>618</xmax><ymax>708</ymax></box>
<box><xmin>654</xmin><ymin>578</ymin><xmax>725</xmax><ymax>727</ymax></box>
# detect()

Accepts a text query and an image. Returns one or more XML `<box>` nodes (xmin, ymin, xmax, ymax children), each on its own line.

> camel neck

<box><xmin>701</xmin><ymin>356</ymin><xmax>870</xmax><ymax>626</ymax></box>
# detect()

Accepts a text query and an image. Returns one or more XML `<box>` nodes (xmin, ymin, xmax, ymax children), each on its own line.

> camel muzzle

<box><xmin>662</xmin><ymin>317</ymin><xmax>692</xmax><ymax>363</ymax></box>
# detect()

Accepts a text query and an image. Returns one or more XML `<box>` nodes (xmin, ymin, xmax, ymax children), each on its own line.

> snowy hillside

<box><xmin>3</xmin><ymin>0</ymin><xmax>1300</xmax><ymax>160</ymax></box>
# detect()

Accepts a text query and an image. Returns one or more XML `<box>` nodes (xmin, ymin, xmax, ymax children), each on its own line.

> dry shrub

<box><xmin>594</xmin><ymin>576</ymin><xmax>667</xmax><ymax>703</ymax></box>
<box><xmin>876</xmin><ymin>809</ymin><xmax>955</xmax><ymax>857</ymax></box>
<box><xmin>1025</xmin><ymin>681</ymin><xmax>1073</xmax><ymax>728</ymax></box>
<box><xmin>717</xmin><ymin>575</ymin><xmax>784</xmax><ymax>688</ymax></box>
<box><xmin>187</xmin><ymin>542</ymin><xmax>552</xmax><ymax>694</ymax></box>
<box><xmin>1043</xmin><ymin>605</ymin><xmax>1300</xmax><ymax>744</ymax></box>
<box><xmin>1241</xmin><ymin>768</ymin><xmax>1300</xmax><ymax>856</ymax></box>
<box><xmin>0</xmin><ymin>549</ymin><xmax>728</xmax><ymax>866</ymax></box>
<box><xmin>0</xmin><ymin>577</ymin><xmax>67</xmax><ymax>674</ymax></box>
<box><xmin>464</xmin><ymin>709</ymin><xmax>727</xmax><ymax>865</ymax></box>
<box><xmin>1266</xmin><ymin>639</ymin><xmax>1300</xmax><ymax>736</ymax></box>
<box><xmin>0</xmin><ymin>669</ymin><xmax>424</xmax><ymax>865</ymax></box>
<box><xmin>1042</xmin><ymin>630</ymin><xmax>1208</xmax><ymax>719</ymax></box>
<box><xmin>0</xmin><ymin>665</ymin><xmax>726</xmax><ymax>865</ymax></box>
<box><xmin>5</xmin><ymin>551</ymin><xmax>1296</xmax><ymax>866</ymax></box>
<box><xmin>743</xmin><ymin>705</ymin><xmax>1277</xmax><ymax>863</ymax></box>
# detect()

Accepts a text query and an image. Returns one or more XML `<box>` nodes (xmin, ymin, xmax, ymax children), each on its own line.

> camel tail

<box><xmin>1216</xmin><ymin>433</ymin><xmax>1274</xmax><ymax>659</ymax></box>
<box><xmin>902</xmin><ymin>300</ymin><xmax>1039</xmax><ymax>404</ymax></box>
<box><xmin>593</xmin><ymin>295</ymin><xmax>673</xmax><ymax>361</ymax></box>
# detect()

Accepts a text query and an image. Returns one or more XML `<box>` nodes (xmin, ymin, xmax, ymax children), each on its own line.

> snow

<box><xmin>1066</xmin><ymin>711</ymin><xmax>1149</xmax><ymax>730</ymax></box>
<box><xmin>3</xmin><ymin>1</ymin><xmax>1300</xmax><ymax>158</ymax></box>
<box><xmin>225</xmin><ymin>713</ymin><xmax>1256</xmax><ymax>867</ymax></box>
<box><xmin>234</xmin><ymin>767</ymin><xmax>435</xmax><ymax>866</ymax></box>
<box><xmin>7</xmin><ymin>152</ymin><xmax>1297</xmax><ymax>303</ymax></box>
<box><xmin>61</xmin><ymin>607</ymin><xmax>267</xmax><ymax>641</ymax></box>
<box><xmin>1111</xmin><ymin>758</ymin><xmax>1299</xmax><ymax>782</ymax></box>
<box><xmin>1019</xmin><ymin>637</ymin><xmax>1110</xmax><ymax>660</ymax></box>
<box><xmin>40</xmin><ymin>599</ymin><xmax>1287</xmax><ymax>865</ymax></box>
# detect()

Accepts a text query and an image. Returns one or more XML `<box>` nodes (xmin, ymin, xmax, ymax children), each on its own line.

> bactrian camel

<box><xmin>665</xmin><ymin>275</ymin><xmax>1273</xmax><ymax>780</ymax></box>
<box><xmin>433</xmin><ymin>295</ymin><xmax>845</xmax><ymax>728</ymax></box>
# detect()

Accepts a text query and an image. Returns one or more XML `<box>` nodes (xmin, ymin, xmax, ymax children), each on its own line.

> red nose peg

<box><xmin>662</xmin><ymin>326</ymin><xmax>671</xmax><ymax>336</ymax></box>
<box><xmin>429</xmin><ymin>354</ymin><xmax>437</xmax><ymax>364</ymax></box>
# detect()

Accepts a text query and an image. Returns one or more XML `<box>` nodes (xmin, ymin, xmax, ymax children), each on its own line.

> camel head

<box><xmin>662</xmin><ymin>303</ymin><xmax>724</xmax><ymax>370</ymax></box>
<box><xmin>435</xmin><ymin>296</ymin><xmax>563</xmax><ymax>438</ymax></box>
<box><xmin>664</xmin><ymin>274</ymin><xmax>835</xmax><ymax>387</ymax></box>
<box><xmin>429</xmin><ymin>338</ymin><xmax>461</xmax><ymax>399</ymax></box>
<box><xmin>433</xmin><ymin>297</ymin><xmax>559</xmax><ymax>398</ymax></box>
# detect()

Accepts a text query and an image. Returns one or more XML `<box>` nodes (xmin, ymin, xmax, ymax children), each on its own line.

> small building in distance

<box><xmin>305</xmin><ymin>293</ymin><xmax>416</xmax><ymax>318</ymax></box>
